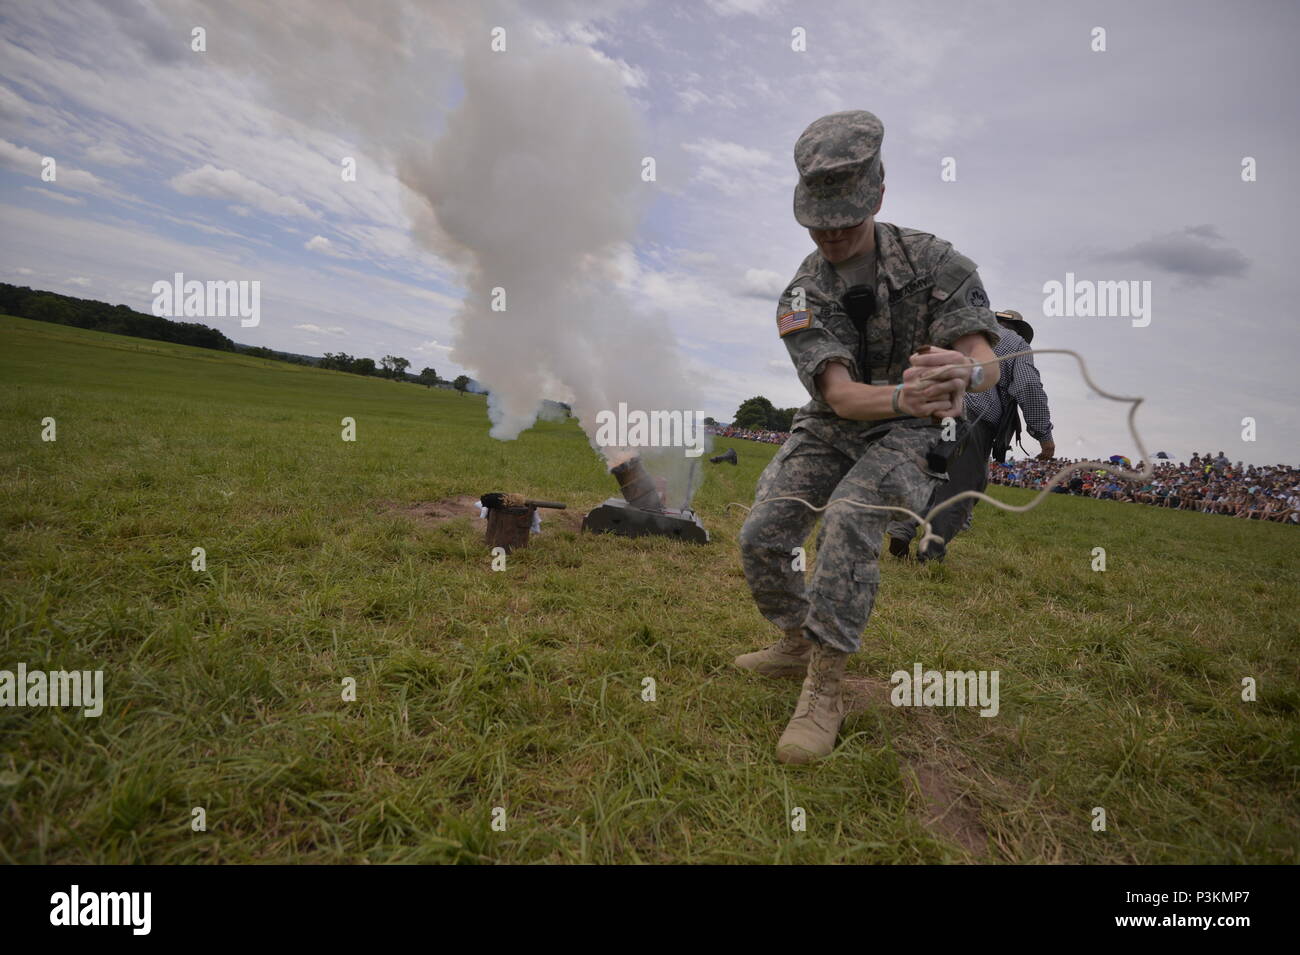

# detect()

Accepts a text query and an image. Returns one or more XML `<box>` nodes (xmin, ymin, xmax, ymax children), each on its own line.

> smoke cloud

<box><xmin>398</xmin><ymin>18</ymin><xmax>707</xmax><ymax>499</ymax></box>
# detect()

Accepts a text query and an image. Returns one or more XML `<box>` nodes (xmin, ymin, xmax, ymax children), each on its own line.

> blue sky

<box><xmin>2</xmin><ymin>0</ymin><xmax>1297</xmax><ymax>465</ymax></box>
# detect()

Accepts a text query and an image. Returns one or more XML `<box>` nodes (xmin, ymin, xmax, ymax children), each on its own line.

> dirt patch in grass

<box><xmin>391</xmin><ymin>495</ymin><xmax>484</xmax><ymax>528</ymax></box>
<box><xmin>842</xmin><ymin>674</ymin><xmax>890</xmax><ymax>713</ymax></box>
<box><xmin>844</xmin><ymin>674</ymin><xmax>990</xmax><ymax>859</ymax></box>
<box><xmin>387</xmin><ymin>496</ymin><xmax>585</xmax><ymax>533</ymax></box>
<box><xmin>907</xmin><ymin>756</ymin><xmax>989</xmax><ymax>858</ymax></box>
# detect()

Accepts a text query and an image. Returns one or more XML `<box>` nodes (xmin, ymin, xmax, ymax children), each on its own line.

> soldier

<box><xmin>735</xmin><ymin>110</ymin><xmax>1002</xmax><ymax>763</ymax></box>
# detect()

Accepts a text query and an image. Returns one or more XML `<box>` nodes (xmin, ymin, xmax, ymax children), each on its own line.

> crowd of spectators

<box><xmin>988</xmin><ymin>451</ymin><xmax>1299</xmax><ymax>523</ymax></box>
<box><xmin>709</xmin><ymin>424</ymin><xmax>789</xmax><ymax>445</ymax></box>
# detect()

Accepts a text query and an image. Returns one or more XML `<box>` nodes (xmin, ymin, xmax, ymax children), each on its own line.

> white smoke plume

<box><xmin>401</xmin><ymin>37</ymin><xmax>705</xmax><ymax>486</ymax></box>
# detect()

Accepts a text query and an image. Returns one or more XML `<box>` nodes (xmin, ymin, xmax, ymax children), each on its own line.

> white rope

<box><xmin>726</xmin><ymin>348</ymin><xmax>1152</xmax><ymax>554</ymax></box>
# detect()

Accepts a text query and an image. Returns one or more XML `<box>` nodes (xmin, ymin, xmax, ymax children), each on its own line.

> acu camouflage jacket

<box><xmin>775</xmin><ymin>220</ymin><xmax>1002</xmax><ymax>454</ymax></box>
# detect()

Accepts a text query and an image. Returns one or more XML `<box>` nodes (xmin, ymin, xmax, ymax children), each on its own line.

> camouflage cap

<box><xmin>793</xmin><ymin>110</ymin><xmax>884</xmax><ymax>230</ymax></box>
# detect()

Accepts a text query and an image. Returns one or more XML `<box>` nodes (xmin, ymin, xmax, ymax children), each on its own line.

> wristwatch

<box><xmin>967</xmin><ymin>357</ymin><xmax>985</xmax><ymax>390</ymax></box>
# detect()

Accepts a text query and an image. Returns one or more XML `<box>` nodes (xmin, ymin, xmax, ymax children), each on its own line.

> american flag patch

<box><xmin>776</xmin><ymin>309</ymin><xmax>812</xmax><ymax>337</ymax></box>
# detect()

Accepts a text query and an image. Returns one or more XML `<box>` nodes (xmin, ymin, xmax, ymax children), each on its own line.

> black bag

<box><xmin>990</xmin><ymin>398</ymin><xmax>1025</xmax><ymax>464</ymax></box>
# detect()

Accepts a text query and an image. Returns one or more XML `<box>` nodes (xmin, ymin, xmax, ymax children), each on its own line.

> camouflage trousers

<box><xmin>739</xmin><ymin>425</ymin><xmax>943</xmax><ymax>654</ymax></box>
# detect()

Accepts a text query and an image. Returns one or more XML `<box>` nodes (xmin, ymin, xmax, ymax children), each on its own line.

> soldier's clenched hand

<box><xmin>906</xmin><ymin>345</ymin><xmax>971</xmax><ymax>385</ymax></box>
<box><xmin>897</xmin><ymin>375</ymin><xmax>963</xmax><ymax>419</ymax></box>
<box><xmin>903</xmin><ymin>346</ymin><xmax>968</xmax><ymax>419</ymax></box>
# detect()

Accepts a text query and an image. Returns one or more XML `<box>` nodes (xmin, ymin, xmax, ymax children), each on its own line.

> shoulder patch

<box><xmin>967</xmin><ymin>285</ymin><xmax>989</xmax><ymax>308</ymax></box>
<box><xmin>777</xmin><ymin>309</ymin><xmax>813</xmax><ymax>337</ymax></box>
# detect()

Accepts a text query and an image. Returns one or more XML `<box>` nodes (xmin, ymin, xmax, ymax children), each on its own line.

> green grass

<box><xmin>1</xmin><ymin>313</ymin><xmax>1296</xmax><ymax>864</ymax></box>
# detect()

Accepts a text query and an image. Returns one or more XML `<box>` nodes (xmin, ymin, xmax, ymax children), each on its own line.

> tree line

<box><xmin>0</xmin><ymin>283</ymin><xmax>236</xmax><ymax>351</ymax></box>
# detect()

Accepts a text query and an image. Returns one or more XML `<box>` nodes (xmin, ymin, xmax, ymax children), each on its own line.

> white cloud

<box><xmin>83</xmin><ymin>142</ymin><xmax>144</xmax><ymax>166</ymax></box>
<box><xmin>565</xmin><ymin>22</ymin><xmax>605</xmax><ymax>45</ymax></box>
<box><xmin>305</xmin><ymin>235</ymin><xmax>342</xmax><ymax>255</ymax></box>
<box><xmin>740</xmin><ymin>267</ymin><xmax>784</xmax><ymax>299</ymax></box>
<box><xmin>0</xmin><ymin>83</ymin><xmax>35</xmax><ymax>120</ymax></box>
<box><xmin>683</xmin><ymin>138</ymin><xmax>776</xmax><ymax>170</ymax></box>
<box><xmin>415</xmin><ymin>339</ymin><xmax>455</xmax><ymax>353</ymax></box>
<box><xmin>169</xmin><ymin>164</ymin><xmax>320</xmax><ymax>220</ymax></box>
<box><xmin>23</xmin><ymin>185</ymin><xmax>85</xmax><ymax>205</ymax></box>
<box><xmin>681</xmin><ymin>138</ymin><xmax>784</xmax><ymax>197</ymax></box>
<box><xmin>530</xmin><ymin>20</ymin><xmax>646</xmax><ymax>88</ymax></box>
<box><xmin>677</xmin><ymin>87</ymin><xmax>740</xmax><ymax>112</ymax></box>
<box><xmin>706</xmin><ymin>0</ymin><xmax>778</xmax><ymax>16</ymax></box>
<box><xmin>588</xmin><ymin>49</ymin><xmax>648</xmax><ymax>89</ymax></box>
<box><xmin>0</xmin><ymin>138</ymin><xmax>111</xmax><ymax>196</ymax></box>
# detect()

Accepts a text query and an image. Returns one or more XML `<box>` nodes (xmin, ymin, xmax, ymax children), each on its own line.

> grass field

<box><xmin>1</xmin><ymin>313</ymin><xmax>1296</xmax><ymax>864</ymax></box>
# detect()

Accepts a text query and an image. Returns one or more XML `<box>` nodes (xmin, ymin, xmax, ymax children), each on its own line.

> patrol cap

<box><xmin>793</xmin><ymin>110</ymin><xmax>884</xmax><ymax>230</ymax></box>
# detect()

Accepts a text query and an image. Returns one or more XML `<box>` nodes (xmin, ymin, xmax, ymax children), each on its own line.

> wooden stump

<box><xmin>485</xmin><ymin>506</ymin><xmax>534</xmax><ymax>553</ymax></box>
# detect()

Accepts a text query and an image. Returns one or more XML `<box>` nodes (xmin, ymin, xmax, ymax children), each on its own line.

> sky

<box><xmin>1</xmin><ymin>0</ymin><xmax>1297</xmax><ymax>466</ymax></box>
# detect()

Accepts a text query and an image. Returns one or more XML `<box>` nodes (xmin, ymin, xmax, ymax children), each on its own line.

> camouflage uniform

<box><xmin>739</xmin><ymin>218</ymin><xmax>1001</xmax><ymax>653</ymax></box>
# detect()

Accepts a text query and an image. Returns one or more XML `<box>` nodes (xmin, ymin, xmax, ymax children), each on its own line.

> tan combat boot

<box><xmin>776</xmin><ymin>641</ymin><xmax>849</xmax><ymax>763</ymax></box>
<box><xmin>733</xmin><ymin>629</ymin><xmax>811</xmax><ymax>678</ymax></box>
